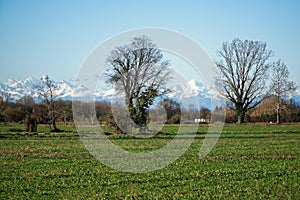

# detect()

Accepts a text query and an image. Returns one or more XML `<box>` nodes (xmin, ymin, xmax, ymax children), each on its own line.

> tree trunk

<box><xmin>126</xmin><ymin>97</ymin><xmax>135</xmax><ymax>120</ymax></box>
<box><xmin>25</xmin><ymin>114</ymin><xmax>37</xmax><ymax>132</ymax></box>
<box><xmin>235</xmin><ymin>105</ymin><xmax>246</xmax><ymax>125</ymax></box>
<box><xmin>50</xmin><ymin>108</ymin><xmax>58</xmax><ymax>131</ymax></box>
<box><xmin>276</xmin><ymin>100</ymin><xmax>281</xmax><ymax>124</ymax></box>
<box><xmin>30</xmin><ymin>118</ymin><xmax>37</xmax><ymax>132</ymax></box>
<box><xmin>136</xmin><ymin>103</ymin><xmax>147</xmax><ymax>127</ymax></box>
<box><xmin>51</xmin><ymin>118</ymin><xmax>58</xmax><ymax>131</ymax></box>
<box><xmin>49</xmin><ymin>102</ymin><xmax>59</xmax><ymax>131</ymax></box>
<box><xmin>237</xmin><ymin>114</ymin><xmax>245</xmax><ymax>125</ymax></box>
<box><xmin>25</xmin><ymin>114</ymin><xmax>30</xmax><ymax>132</ymax></box>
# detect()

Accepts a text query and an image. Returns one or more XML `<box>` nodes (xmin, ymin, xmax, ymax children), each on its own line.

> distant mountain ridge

<box><xmin>0</xmin><ymin>77</ymin><xmax>215</xmax><ymax>108</ymax></box>
<box><xmin>0</xmin><ymin>77</ymin><xmax>299</xmax><ymax>108</ymax></box>
<box><xmin>0</xmin><ymin>77</ymin><xmax>89</xmax><ymax>101</ymax></box>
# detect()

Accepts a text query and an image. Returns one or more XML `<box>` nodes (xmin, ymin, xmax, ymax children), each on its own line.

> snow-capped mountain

<box><xmin>167</xmin><ymin>79</ymin><xmax>213</xmax><ymax>108</ymax></box>
<box><xmin>1</xmin><ymin>77</ymin><xmax>40</xmax><ymax>100</ymax></box>
<box><xmin>0</xmin><ymin>77</ymin><xmax>81</xmax><ymax>101</ymax></box>
<box><xmin>0</xmin><ymin>77</ymin><xmax>299</xmax><ymax>109</ymax></box>
<box><xmin>0</xmin><ymin>77</ymin><xmax>213</xmax><ymax>107</ymax></box>
<box><xmin>0</xmin><ymin>77</ymin><xmax>117</xmax><ymax>101</ymax></box>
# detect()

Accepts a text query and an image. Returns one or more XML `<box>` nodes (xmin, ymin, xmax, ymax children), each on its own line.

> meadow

<box><xmin>0</xmin><ymin>124</ymin><xmax>299</xmax><ymax>199</ymax></box>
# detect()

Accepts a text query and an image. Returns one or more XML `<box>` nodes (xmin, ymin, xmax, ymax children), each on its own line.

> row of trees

<box><xmin>225</xmin><ymin>96</ymin><xmax>300</xmax><ymax>123</ymax></box>
<box><xmin>0</xmin><ymin>94</ymin><xmax>73</xmax><ymax>130</ymax></box>
<box><xmin>2</xmin><ymin>94</ymin><xmax>299</xmax><ymax>128</ymax></box>
<box><xmin>0</xmin><ymin>91</ymin><xmax>206</xmax><ymax>128</ymax></box>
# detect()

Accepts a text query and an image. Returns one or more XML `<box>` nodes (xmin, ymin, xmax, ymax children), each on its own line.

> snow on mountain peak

<box><xmin>188</xmin><ymin>79</ymin><xmax>201</xmax><ymax>87</ymax></box>
<box><xmin>0</xmin><ymin>77</ymin><xmax>299</xmax><ymax>108</ymax></box>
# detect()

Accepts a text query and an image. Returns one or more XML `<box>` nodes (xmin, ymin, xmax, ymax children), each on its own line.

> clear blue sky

<box><xmin>1</xmin><ymin>0</ymin><xmax>299</xmax><ymax>84</ymax></box>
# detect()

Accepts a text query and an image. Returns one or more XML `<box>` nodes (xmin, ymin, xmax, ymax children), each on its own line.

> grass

<box><xmin>0</xmin><ymin>124</ymin><xmax>299</xmax><ymax>199</ymax></box>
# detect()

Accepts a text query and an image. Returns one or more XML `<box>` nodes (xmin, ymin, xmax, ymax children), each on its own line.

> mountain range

<box><xmin>0</xmin><ymin>77</ymin><xmax>299</xmax><ymax>109</ymax></box>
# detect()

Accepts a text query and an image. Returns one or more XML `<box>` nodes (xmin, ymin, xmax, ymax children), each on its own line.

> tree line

<box><xmin>1</xmin><ymin>91</ymin><xmax>300</xmax><ymax>130</ymax></box>
<box><xmin>0</xmin><ymin>94</ymin><xmax>73</xmax><ymax>131</ymax></box>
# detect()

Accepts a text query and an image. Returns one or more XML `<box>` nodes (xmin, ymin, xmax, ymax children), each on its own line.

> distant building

<box><xmin>194</xmin><ymin>118</ymin><xmax>207</xmax><ymax>123</ymax></box>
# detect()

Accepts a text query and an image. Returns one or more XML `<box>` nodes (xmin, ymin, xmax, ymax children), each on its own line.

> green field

<box><xmin>0</xmin><ymin>124</ymin><xmax>299</xmax><ymax>199</ymax></box>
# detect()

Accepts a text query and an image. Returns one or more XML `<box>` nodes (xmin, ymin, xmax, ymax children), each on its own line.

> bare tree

<box><xmin>269</xmin><ymin>60</ymin><xmax>296</xmax><ymax>123</ymax></box>
<box><xmin>106</xmin><ymin>36</ymin><xmax>172</xmax><ymax>129</ymax></box>
<box><xmin>215</xmin><ymin>38</ymin><xmax>272</xmax><ymax>124</ymax></box>
<box><xmin>35</xmin><ymin>75</ymin><xmax>60</xmax><ymax>131</ymax></box>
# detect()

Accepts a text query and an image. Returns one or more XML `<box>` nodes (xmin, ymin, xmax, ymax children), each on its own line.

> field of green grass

<box><xmin>0</xmin><ymin>124</ymin><xmax>299</xmax><ymax>199</ymax></box>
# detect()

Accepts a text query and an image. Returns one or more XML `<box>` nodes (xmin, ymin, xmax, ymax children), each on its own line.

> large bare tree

<box><xmin>269</xmin><ymin>60</ymin><xmax>296</xmax><ymax>123</ymax></box>
<box><xmin>106</xmin><ymin>36</ymin><xmax>172</xmax><ymax>128</ymax></box>
<box><xmin>35</xmin><ymin>75</ymin><xmax>60</xmax><ymax>131</ymax></box>
<box><xmin>215</xmin><ymin>38</ymin><xmax>272</xmax><ymax>124</ymax></box>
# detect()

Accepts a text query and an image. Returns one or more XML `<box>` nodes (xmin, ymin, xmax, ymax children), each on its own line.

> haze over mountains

<box><xmin>1</xmin><ymin>77</ymin><xmax>299</xmax><ymax>109</ymax></box>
